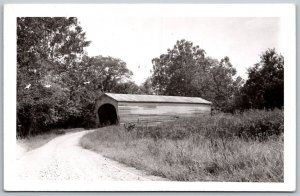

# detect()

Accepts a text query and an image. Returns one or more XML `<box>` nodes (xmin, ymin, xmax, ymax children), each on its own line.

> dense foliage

<box><xmin>150</xmin><ymin>40</ymin><xmax>283</xmax><ymax>112</ymax></box>
<box><xmin>17</xmin><ymin>17</ymin><xmax>91</xmax><ymax>136</ymax></box>
<box><xmin>17</xmin><ymin>17</ymin><xmax>138</xmax><ymax>137</ymax></box>
<box><xmin>236</xmin><ymin>49</ymin><xmax>284</xmax><ymax>110</ymax></box>
<box><xmin>151</xmin><ymin>39</ymin><xmax>243</xmax><ymax>111</ymax></box>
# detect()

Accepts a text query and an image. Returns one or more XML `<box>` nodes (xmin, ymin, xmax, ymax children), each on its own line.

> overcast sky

<box><xmin>78</xmin><ymin>17</ymin><xmax>282</xmax><ymax>85</ymax></box>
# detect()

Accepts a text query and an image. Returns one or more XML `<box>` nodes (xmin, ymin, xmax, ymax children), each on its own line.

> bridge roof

<box><xmin>104</xmin><ymin>93</ymin><xmax>212</xmax><ymax>104</ymax></box>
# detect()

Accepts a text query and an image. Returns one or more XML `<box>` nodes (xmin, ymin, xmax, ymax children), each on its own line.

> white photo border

<box><xmin>3</xmin><ymin>4</ymin><xmax>296</xmax><ymax>191</ymax></box>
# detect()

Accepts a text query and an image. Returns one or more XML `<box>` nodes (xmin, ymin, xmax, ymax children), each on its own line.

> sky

<box><xmin>78</xmin><ymin>17</ymin><xmax>282</xmax><ymax>85</ymax></box>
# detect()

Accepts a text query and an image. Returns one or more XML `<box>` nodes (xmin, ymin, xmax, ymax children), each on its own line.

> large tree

<box><xmin>61</xmin><ymin>55</ymin><xmax>137</xmax><ymax>128</ymax></box>
<box><xmin>17</xmin><ymin>17</ymin><xmax>90</xmax><ymax>136</ymax></box>
<box><xmin>152</xmin><ymin>40</ymin><xmax>206</xmax><ymax>96</ymax></box>
<box><xmin>78</xmin><ymin>55</ymin><xmax>134</xmax><ymax>93</ymax></box>
<box><xmin>151</xmin><ymin>39</ymin><xmax>242</xmax><ymax>111</ymax></box>
<box><xmin>238</xmin><ymin>49</ymin><xmax>284</xmax><ymax>109</ymax></box>
<box><xmin>17</xmin><ymin>17</ymin><xmax>90</xmax><ymax>67</ymax></box>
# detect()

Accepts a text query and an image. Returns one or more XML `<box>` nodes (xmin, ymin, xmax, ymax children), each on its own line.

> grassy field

<box><xmin>17</xmin><ymin>128</ymin><xmax>85</xmax><ymax>152</ymax></box>
<box><xmin>80</xmin><ymin>109</ymin><xmax>284</xmax><ymax>182</ymax></box>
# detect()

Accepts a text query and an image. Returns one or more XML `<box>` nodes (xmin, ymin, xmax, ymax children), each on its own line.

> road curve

<box><xmin>16</xmin><ymin>130</ymin><xmax>163</xmax><ymax>181</ymax></box>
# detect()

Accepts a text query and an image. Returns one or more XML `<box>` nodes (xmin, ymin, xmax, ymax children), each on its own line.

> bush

<box><xmin>237</xmin><ymin>109</ymin><xmax>283</xmax><ymax>141</ymax></box>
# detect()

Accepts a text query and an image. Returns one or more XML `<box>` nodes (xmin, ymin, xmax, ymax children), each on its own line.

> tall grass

<box><xmin>80</xmin><ymin>109</ymin><xmax>283</xmax><ymax>182</ymax></box>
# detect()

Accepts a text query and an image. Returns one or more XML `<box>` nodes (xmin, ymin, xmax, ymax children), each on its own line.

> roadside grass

<box><xmin>80</xmin><ymin>109</ymin><xmax>284</xmax><ymax>182</ymax></box>
<box><xmin>18</xmin><ymin>128</ymin><xmax>85</xmax><ymax>152</ymax></box>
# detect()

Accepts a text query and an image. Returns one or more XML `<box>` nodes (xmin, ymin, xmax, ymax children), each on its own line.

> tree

<box><xmin>64</xmin><ymin>55</ymin><xmax>136</xmax><ymax>128</ymax></box>
<box><xmin>17</xmin><ymin>17</ymin><xmax>90</xmax><ymax>67</ymax></box>
<box><xmin>151</xmin><ymin>39</ymin><xmax>242</xmax><ymax>111</ymax></box>
<box><xmin>78</xmin><ymin>55</ymin><xmax>133</xmax><ymax>93</ymax></box>
<box><xmin>113</xmin><ymin>81</ymin><xmax>140</xmax><ymax>94</ymax></box>
<box><xmin>139</xmin><ymin>77</ymin><xmax>155</xmax><ymax>95</ymax></box>
<box><xmin>238</xmin><ymin>49</ymin><xmax>284</xmax><ymax>109</ymax></box>
<box><xmin>208</xmin><ymin>57</ymin><xmax>243</xmax><ymax>111</ymax></box>
<box><xmin>17</xmin><ymin>17</ymin><xmax>143</xmax><ymax>136</ymax></box>
<box><xmin>17</xmin><ymin>17</ymin><xmax>90</xmax><ymax>136</ymax></box>
<box><xmin>152</xmin><ymin>40</ymin><xmax>206</xmax><ymax>96</ymax></box>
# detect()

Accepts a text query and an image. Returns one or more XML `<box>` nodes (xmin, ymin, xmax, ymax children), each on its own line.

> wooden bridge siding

<box><xmin>117</xmin><ymin>102</ymin><xmax>211</xmax><ymax>124</ymax></box>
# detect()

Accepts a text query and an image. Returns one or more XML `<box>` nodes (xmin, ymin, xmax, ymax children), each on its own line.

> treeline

<box><xmin>17</xmin><ymin>17</ymin><xmax>143</xmax><ymax>137</ymax></box>
<box><xmin>150</xmin><ymin>40</ymin><xmax>284</xmax><ymax>112</ymax></box>
<box><xmin>17</xmin><ymin>17</ymin><xmax>284</xmax><ymax>137</ymax></box>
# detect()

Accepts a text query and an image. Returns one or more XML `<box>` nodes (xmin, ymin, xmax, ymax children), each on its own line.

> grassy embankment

<box><xmin>17</xmin><ymin>128</ymin><xmax>85</xmax><ymax>152</ymax></box>
<box><xmin>80</xmin><ymin>109</ymin><xmax>284</xmax><ymax>182</ymax></box>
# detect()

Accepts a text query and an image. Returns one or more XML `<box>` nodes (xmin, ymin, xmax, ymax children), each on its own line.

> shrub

<box><xmin>237</xmin><ymin>109</ymin><xmax>283</xmax><ymax>141</ymax></box>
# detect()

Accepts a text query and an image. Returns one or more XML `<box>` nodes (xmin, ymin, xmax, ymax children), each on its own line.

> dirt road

<box><xmin>16</xmin><ymin>131</ymin><xmax>163</xmax><ymax>181</ymax></box>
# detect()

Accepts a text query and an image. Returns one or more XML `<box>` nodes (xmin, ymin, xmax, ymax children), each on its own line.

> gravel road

<box><xmin>16</xmin><ymin>131</ymin><xmax>163</xmax><ymax>181</ymax></box>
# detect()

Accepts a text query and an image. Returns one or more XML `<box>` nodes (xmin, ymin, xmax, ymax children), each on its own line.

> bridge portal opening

<box><xmin>98</xmin><ymin>104</ymin><xmax>118</xmax><ymax>126</ymax></box>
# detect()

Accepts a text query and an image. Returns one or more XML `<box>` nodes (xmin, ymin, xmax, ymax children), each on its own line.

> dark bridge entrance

<box><xmin>98</xmin><ymin>104</ymin><xmax>118</xmax><ymax>126</ymax></box>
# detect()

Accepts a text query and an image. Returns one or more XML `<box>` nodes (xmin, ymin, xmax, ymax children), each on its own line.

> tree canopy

<box><xmin>17</xmin><ymin>17</ymin><xmax>91</xmax><ymax>136</ymax></box>
<box><xmin>236</xmin><ymin>49</ymin><xmax>284</xmax><ymax>110</ymax></box>
<box><xmin>17</xmin><ymin>17</ymin><xmax>137</xmax><ymax>136</ymax></box>
<box><xmin>151</xmin><ymin>39</ymin><xmax>243</xmax><ymax>111</ymax></box>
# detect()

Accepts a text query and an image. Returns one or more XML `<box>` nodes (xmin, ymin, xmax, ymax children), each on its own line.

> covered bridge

<box><xmin>95</xmin><ymin>93</ymin><xmax>212</xmax><ymax>127</ymax></box>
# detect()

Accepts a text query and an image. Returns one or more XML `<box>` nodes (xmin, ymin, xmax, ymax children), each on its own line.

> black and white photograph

<box><xmin>3</xmin><ymin>4</ymin><xmax>296</xmax><ymax>191</ymax></box>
